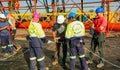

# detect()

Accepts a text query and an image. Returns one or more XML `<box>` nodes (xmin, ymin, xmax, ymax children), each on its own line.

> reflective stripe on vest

<box><xmin>69</xmin><ymin>56</ymin><xmax>76</xmax><ymax>59</ymax></box>
<box><xmin>79</xmin><ymin>54</ymin><xmax>85</xmax><ymax>58</ymax></box>
<box><xmin>2</xmin><ymin>46</ymin><xmax>7</xmax><ymax>49</ymax></box>
<box><xmin>37</xmin><ymin>56</ymin><xmax>45</xmax><ymax>61</ymax></box>
<box><xmin>65</xmin><ymin>21</ymin><xmax>85</xmax><ymax>39</ymax></box>
<box><xmin>28</xmin><ymin>21</ymin><xmax>45</xmax><ymax>38</ymax></box>
<box><xmin>30</xmin><ymin>57</ymin><xmax>36</xmax><ymax>60</ymax></box>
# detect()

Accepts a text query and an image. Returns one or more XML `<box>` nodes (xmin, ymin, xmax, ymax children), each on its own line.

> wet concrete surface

<box><xmin>0</xmin><ymin>36</ymin><xmax>120</xmax><ymax>70</ymax></box>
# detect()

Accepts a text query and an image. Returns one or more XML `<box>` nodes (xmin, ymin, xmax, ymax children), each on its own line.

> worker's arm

<box><xmin>0</xmin><ymin>25</ymin><xmax>10</xmax><ymax>31</ymax></box>
<box><xmin>10</xmin><ymin>16</ymin><xmax>16</xmax><ymax>29</ymax></box>
<box><xmin>52</xmin><ymin>31</ymin><xmax>60</xmax><ymax>42</ymax></box>
<box><xmin>91</xmin><ymin>24</ymin><xmax>95</xmax><ymax>29</ymax></box>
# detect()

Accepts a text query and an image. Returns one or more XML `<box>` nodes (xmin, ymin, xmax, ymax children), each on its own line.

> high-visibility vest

<box><xmin>28</xmin><ymin>21</ymin><xmax>45</xmax><ymax>38</ymax></box>
<box><xmin>65</xmin><ymin>21</ymin><xmax>85</xmax><ymax>39</ymax></box>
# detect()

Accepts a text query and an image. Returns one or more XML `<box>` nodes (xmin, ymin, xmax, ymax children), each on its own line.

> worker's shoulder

<box><xmin>71</xmin><ymin>20</ymin><xmax>84</xmax><ymax>25</ymax></box>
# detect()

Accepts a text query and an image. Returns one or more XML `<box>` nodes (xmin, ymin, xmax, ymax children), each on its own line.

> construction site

<box><xmin>0</xmin><ymin>0</ymin><xmax>120</xmax><ymax>70</ymax></box>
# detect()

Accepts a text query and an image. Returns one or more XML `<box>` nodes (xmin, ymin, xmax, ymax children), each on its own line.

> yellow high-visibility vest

<box><xmin>28</xmin><ymin>21</ymin><xmax>45</xmax><ymax>38</ymax></box>
<box><xmin>65</xmin><ymin>21</ymin><xmax>85</xmax><ymax>39</ymax></box>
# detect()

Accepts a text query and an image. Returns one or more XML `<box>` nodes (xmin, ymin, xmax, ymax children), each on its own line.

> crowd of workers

<box><xmin>0</xmin><ymin>7</ymin><xmax>107</xmax><ymax>70</ymax></box>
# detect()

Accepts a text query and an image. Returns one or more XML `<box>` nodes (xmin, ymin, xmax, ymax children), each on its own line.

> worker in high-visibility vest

<box><xmin>87</xmin><ymin>7</ymin><xmax>107</xmax><ymax>68</ymax></box>
<box><xmin>65</xmin><ymin>12</ymin><xmax>89</xmax><ymax>70</ymax></box>
<box><xmin>28</xmin><ymin>13</ymin><xmax>49</xmax><ymax>70</ymax></box>
<box><xmin>52</xmin><ymin>15</ymin><xmax>67</xmax><ymax>68</ymax></box>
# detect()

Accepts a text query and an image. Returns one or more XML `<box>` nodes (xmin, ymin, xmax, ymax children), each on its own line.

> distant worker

<box><xmin>52</xmin><ymin>15</ymin><xmax>67</xmax><ymax>68</ymax></box>
<box><xmin>4</xmin><ymin>12</ymin><xmax>16</xmax><ymax>41</ymax></box>
<box><xmin>65</xmin><ymin>12</ymin><xmax>89</xmax><ymax>70</ymax></box>
<box><xmin>0</xmin><ymin>14</ymin><xmax>15</xmax><ymax>57</ymax></box>
<box><xmin>87</xmin><ymin>7</ymin><xmax>107</xmax><ymax>68</ymax></box>
<box><xmin>28</xmin><ymin>13</ymin><xmax>49</xmax><ymax>70</ymax></box>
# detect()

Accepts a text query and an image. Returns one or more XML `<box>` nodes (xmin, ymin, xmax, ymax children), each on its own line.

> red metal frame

<box><xmin>0</xmin><ymin>0</ymin><xmax>119</xmax><ymax>35</ymax></box>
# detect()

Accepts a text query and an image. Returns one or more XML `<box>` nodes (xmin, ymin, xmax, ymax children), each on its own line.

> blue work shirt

<box><xmin>0</xmin><ymin>21</ymin><xmax>10</xmax><ymax>36</ymax></box>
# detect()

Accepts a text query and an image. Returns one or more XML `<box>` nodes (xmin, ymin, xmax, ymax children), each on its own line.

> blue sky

<box><xmin>2</xmin><ymin>0</ymin><xmax>120</xmax><ymax>13</ymax></box>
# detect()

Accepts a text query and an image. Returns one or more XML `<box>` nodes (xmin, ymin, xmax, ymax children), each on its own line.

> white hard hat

<box><xmin>57</xmin><ymin>15</ymin><xmax>65</xmax><ymax>24</ymax></box>
<box><xmin>0</xmin><ymin>14</ymin><xmax>6</xmax><ymax>18</ymax></box>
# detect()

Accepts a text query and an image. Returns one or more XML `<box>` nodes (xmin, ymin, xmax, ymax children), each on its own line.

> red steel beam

<box><xmin>0</xmin><ymin>1</ymin><xmax>119</xmax><ymax>9</ymax></box>
<box><xmin>0</xmin><ymin>0</ymin><xmax>31</xmax><ymax>2</ymax></box>
<box><xmin>0</xmin><ymin>0</ymin><xmax>15</xmax><ymax>1</ymax></box>
<box><xmin>34</xmin><ymin>0</ymin><xmax>36</xmax><ymax>13</ymax></box>
<box><xmin>0</xmin><ymin>0</ymin><xmax>119</xmax><ymax>2</ymax></box>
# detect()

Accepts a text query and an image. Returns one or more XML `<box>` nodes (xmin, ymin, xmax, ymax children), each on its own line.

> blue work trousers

<box><xmin>55</xmin><ymin>39</ymin><xmax>67</xmax><ymax>65</ymax></box>
<box><xmin>1</xmin><ymin>35</ymin><xmax>14</xmax><ymax>53</ymax></box>
<box><xmin>69</xmin><ymin>38</ymin><xmax>88</xmax><ymax>70</ymax></box>
<box><xmin>89</xmin><ymin>32</ymin><xmax>105</xmax><ymax>64</ymax></box>
<box><xmin>29</xmin><ymin>37</ymin><xmax>45</xmax><ymax>70</ymax></box>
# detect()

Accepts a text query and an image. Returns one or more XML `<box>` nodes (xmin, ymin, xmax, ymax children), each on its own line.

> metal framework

<box><xmin>0</xmin><ymin>0</ymin><xmax>119</xmax><ymax>35</ymax></box>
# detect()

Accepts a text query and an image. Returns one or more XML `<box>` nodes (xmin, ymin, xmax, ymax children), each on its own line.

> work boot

<box><xmin>86</xmin><ymin>60</ymin><xmax>93</xmax><ymax>64</ymax></box>
<box><xmin>97</xmin><ymin>63</ymin><xmax>104</xmax><ymax>68</ymax></box>
<box><xmin>52</xmin><ymin>60</ymin><xmax>58</xmax><ymax>65</ymax></box>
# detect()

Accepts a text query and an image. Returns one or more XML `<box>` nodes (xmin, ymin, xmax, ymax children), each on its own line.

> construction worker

<box><xmin>87</xmin><ymin>7</ymin><xmax>107</xmax><ymax>68</ymax></box>
<box><xmin>65</xmin><ymin>12</ymin><xmax>88</xmax><ymax>70</ymax></box>
<box><xmin>3</xmin><ymin>12</ymin><xmax>16</xmax><ymax>41</ymax></box>
<box><xmin>28</xmin><ymin>13</ymin><xmax>49</xmax><ymax>70</ymax></box>
<box><xmin>0</xmin><ymin>14</ymin><xmax>15</xmax><ymax>57</ymax></box>
<box><xmin>52</xmin><ymin>15</ymin><xmax>67</xmax><ymax>68</ymax></box>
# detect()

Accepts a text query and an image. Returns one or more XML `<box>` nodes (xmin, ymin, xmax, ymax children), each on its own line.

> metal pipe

<box><xmin>45</xmin><ymin>0</ymin><xmax>49</xmax><ymax>12</ymax></box>
<box><xmin>102</xmin><ymin>0</ymin><xmax>106</xmax><ymax>8</ymax></box>
<box><xmin>71</xmin><ymin>0</ymin><xmax>90</xmax><ymax>19</ymax></box>
<box><xmin>110</xmin><ymin>6</ymin><xmax>120</xmax><ymax>22</ymax></box>
<box><xmin>0</xmin><ymin>1</ymin><xmax>5</xmax><ymax>12</ymax></box>
<box><xmin>34</xmin><ymin>0</ymin><xmax>37</xmax><ymax>13</ymax></box>
<box><xmin>43</xmin><ymin>0</ymin><xmax>49</xmax><ymax>13</ymax></box>
<box><xmin>107</xmin><ymin>0</ymin><xmax>110</xmax><ymax>36</ymax></box>
<box><xmin>109</xmin><ymin>5</ymin><xmax>120</xmax><ymax>32</ymax></box>
<box><xmin>62</xmin><ymin>0</ymin><xmax>65</xmax><ymax>12</ymax></box>
<box><xmin>0</xmin><ymin>0</ymin><xmax>119</xmax><ymax>2</ymax></box>
<box><xmin>81</xmin><ymin>0</ymin><xmax>83</xmax><ymax>22</ymax></box>
<box><xmin>26</xmin><ymin>0</ymin><xmax>31</xmax><ymax>12</ymax></box>
<box><xmin>29</xmin><ymin>0</ymin><xmax>33</xmax><ymax>12</ymax></box>
<box><xmin>0</xmin><ymin>1</ymin><xmax>118</xmax><ymax>9</ymax></box>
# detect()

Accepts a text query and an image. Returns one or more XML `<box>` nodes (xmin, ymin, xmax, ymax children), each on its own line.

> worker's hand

<box><xmin>80</xmin><ymin>38</ymin><xmax>85</xmax><ymax>45</ymax></box>
<box><xmin>54</xmin><ymin>37</ymin><xmax>60</xmax><ymax>42</ymax></box>
<box><xmin>6</xmin><ymin>26</ymin><xmax>11</xmax><ymax>29</ymax></box>
<box><xmin>91</xmin><ymin>24</ymin><xmax>95</xmax><ymax>29</ymax></box>
<box><xmin>89</xmin><ymin>27</ymin><xmax>94</xmax><ymax>35</ymax></box>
